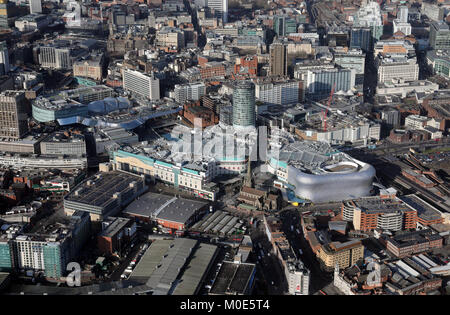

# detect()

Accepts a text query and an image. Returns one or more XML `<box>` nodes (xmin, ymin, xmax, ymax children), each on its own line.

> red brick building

<box><xmin>200</xmin><ymin>62</ymin><xmax>226</xmax><ymax>79</ymax></box>
<box><xmin>386</xmin><ymin>229</ymin><xmax>443</xmax><ymax>258</ymax></box>
<box><xmin>98</xmin><ymin>217</ymin><xmax>137</xmax><ymax>256</ymax></box>
<box><xmin>233</xmin><ymin>55</ymin><xmax>258</xmax><ymax>80</ymax></box>
<box><xmin>182</xmin><ymin>102</ymin><xmax>219</xmax><ymax>128</ymax></box>
<box><xmin>401</xmin><ymin>169</ymin><xmax>436</xmax><ymax>188</ymax></box>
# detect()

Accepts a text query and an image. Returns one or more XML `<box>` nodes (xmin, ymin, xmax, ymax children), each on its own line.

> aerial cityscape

<box><xmin>0</xmin><ymin>0</ymin><xmax>449</xmax><ymax>300</ymax></box>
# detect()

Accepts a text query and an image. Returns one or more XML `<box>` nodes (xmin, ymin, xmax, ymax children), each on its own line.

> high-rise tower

<box><xmin>232</xmin><ymin>81</ymin><xmax>255</xmax><ymax>128</ymax></box>
<box><xmin>269</xmin><ymin>41</ymin><xmax>287</xmax><ymax>77</ymax></box>
<box><xmin>0</xmin><ymin>41</ymin><xmax>9</xmax><ymax>75</ymax></box>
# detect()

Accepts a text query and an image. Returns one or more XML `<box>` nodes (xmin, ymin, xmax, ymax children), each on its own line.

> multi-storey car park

<box><xmin>293</xmin><ymin>110</ymin><xmax>381</xmax><ymax>144</ymax></box>
<box><xmin>64</xmin><ymin>171</ymin><xmax>147</xmax><ymax>221</ymax></box>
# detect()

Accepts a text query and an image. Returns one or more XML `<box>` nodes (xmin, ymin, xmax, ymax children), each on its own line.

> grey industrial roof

<box><xmin>124</xmin><ymin>192</ymin><xmax>207</xmax><ymax>224</ymax></box>
<box><xmin>172</xmin><ymin>243</ymin><xmax>218</xmax><ymax>295</ymax></box>
<box><xmin>189</xmin><ymin>210</ymin><xmax>244</xmax><ymax>235</ymax></box>
<box><xmin>128</xmin><ymin>238</ymin><xmax>216</xmax><ymax>295</ymax></box>
<box><xmin>129</xmin><ymin>239</ymin><xmax>178</xmax><ymax>282</ymax></box>
<box><xmin>210</xmin><ymin>262</ymin><xmax>255</xmax><ymax>295</ymax></box>
<box><xmin>65</xmin><ymin>171</ymin><xmax>144</xmax><ymax>208</ymax></box>
<box><xmin>400</xmin><ymin>194</ymin><xmax>442</xmax><ymax>221</ymax></box>
<box><xmin>99</xmin><ymin>217</ymin><xmax>131</xmax><ymax>238</ymax></box>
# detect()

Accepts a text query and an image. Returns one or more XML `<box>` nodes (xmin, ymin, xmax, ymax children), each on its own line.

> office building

<box><xmin>40</xmin><ymin>131</ymin><xmax>86</xmax><ymax>157</ymax></box>
<box><xmin>232</xmin><ymin>80</ymin><xmax>255</xmax><ymax>128</ymax></box>
<box><xmin>0</xmin><ymin>41</ymin><xmax>9</xmax><ymax>75</ymax></box>
<box><xmin>353</xmin><ymin>0</ymin><xmax>383</xmax><ymax>44</ymax></box>
<box><xmin>273</xmin><ymin>15</ymin><xmax>297</xmax><ymax>37</ymax></box>
<box><xmin>269</xmin><ymin>41</ymin><xmax>287</xmax><ymax>77</ymax></box>
<box><xmin>393</xmin><ymin>6</ymin><xmax>411</xmax><ymax>36</ymax></box>
<box><xmin>374</xmin><ymin>39</ymin><xmax>415</xmax><ymax>56</ymax></box>
<box><xmin>421</xmin><ymin>2</ymin><xmax>444</xmax><ymax>22</ymax></box>
<box><xmin>350</xmin><ymin>27</ymin><xmax>372</xmax><ymax>52</ymax></box>
<box><xmin>333</xmin><ymin>48</ymin><xmax>366</xmax><ymax>85</ymax></box>
<box><xmin>122</xmin><ymin>69</ymin><xmax>160</xmax><ymax>101</ymax></box>
<box><xmin>429</xmin><ymin>21</ymin><xmax>450</xmax><ymax>50</ymax></box>
<box><xmin>38</xmin><ymin>43</ymin><xmax>87</xmax><ymax>70</ymax></box>
<box><xmin>97</xmin><ymin>217</ymin><xmax>137</xmax><ymax>256</ymax></box>
<box><xmin>376</xmin><ymin>56</ymin><xmax>419</xmax><ymax>84</ymax></box>
<box><xmin>29</xmin><ymin>0</ymin><xmax>41</xmax><ymax>14</ymax></box>
<box><xmin>381</xmin><ymin>108</ymin><xmax>401</xmax><ymax>128</ymax></box>
<box><xmin>206</xmin><ymin>0</ymin><xmax>228</xmax><ymax>23</ymax></box>
<box><xmin>305</xmin><ymin>68</ymin><xmax>355</xmax><ymax>99</ymax></box>
<box><xmin>426</xmin><ymin>49</ymin><xmax>450</xmax><ymax>79</ymax></box>
<box><xmin>0</xmin><ymin>0</ymin><xmax>15</xmax><ymax>29</ymax></box>
<box><xmin>0</xmin><ymin>91</ymin><xmax>29</xmax><ymax>139</ymax></box>
<box><xmin>404</xmin><ymin>114</ymin><xmax>429</xmax><ymax>130</ymax></box>
<box><xmin>1</xmin><ymin>211</ymin><xmax>90</xmax><ymax>279</ymax></box>
<box><xmin>73</xmin><ymin>53</ymin><xmax>104</xmax><ymax>81</ymax></box>
<box><xmin>376</xmin><ymin>79</ymin><xmax>439</xmax><ymax>98</ymax></box>
<box><xmin>317</xmin><ymin>240</ymin><xmax>364</xmax><ymax>271</ymax></box>
<box><xmin>386</xmin><ymin>229</ymin><xmax>443</xmax><ymax>258</ymax></box>
<box><xmin>219</xmin><ymin>105</ymin><xmax>233</xmax><ymax>126</ymax></box>
<box><xmin>255</xmin><ymin>79</ymin><xmax>301</xmax><ymax>106</ymax></box>
<box><xmin>155</xmin><ymin>27</ymin><xmax>185</xmax><ymax>51</ymax></box>
<box><xmin>174</xmin><ymin>82</ymin><xmax>206</xmax><ymax>104</ymax></box>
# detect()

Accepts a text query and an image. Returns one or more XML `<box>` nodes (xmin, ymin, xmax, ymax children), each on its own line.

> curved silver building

<box><xmin>285</xmin><ymin>161</ymin><xmax>375</xmax><ymax>202</ymax></box>
<box><xmin>267</xmin><ymin>133</ymin><xmax>375</xmax><ymax>203</ymax></box>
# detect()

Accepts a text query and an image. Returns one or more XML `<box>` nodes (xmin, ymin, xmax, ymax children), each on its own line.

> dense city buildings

<box><xmin>0</xmin><ymin>0</ymin><xmax>448</xmax><ymax>299</ymax></box>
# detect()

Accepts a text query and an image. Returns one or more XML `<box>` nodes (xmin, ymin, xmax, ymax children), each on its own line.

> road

<box><xmin>279</xmin><ymin>210</ymin><xmax>334</xmax><ymax>294</ymax></box>
<box><xmin>250</xmin><ymin>222</ymin><xmax>287</xmax><ymax>295</ymax></box>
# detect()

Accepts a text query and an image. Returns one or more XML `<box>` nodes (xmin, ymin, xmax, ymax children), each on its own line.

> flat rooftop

<box><xmin>124</xmin><ymin>192</ymin><xmax>207</xmax><ymax>224</ymax></box>
<box><xmin>209</xmin><ymin>261</ymin><xmax>255</xmax><ymax>295</ymax></box>
<box><xmin>189</xmin><ymin>210</ymin><xmax>244</xmax><ymax>235</ymax></box>
<box><xmin>400</xmin><ymin>195</ymin><xmax>443</xmax><ymax>222</ymax></box>
<box><xmin>65</xmin><ymin>171</ymin><xmax>144</xmax><ymax>209</ymax></box>
<box><xmin>172</xmin><ymin>243</ymin><xmax>218</xmax><ymax>295</ymax></box>
<box><xmin>350</xmin><ymin>196</ymin><xmax>411</xmax><ymax>214</ymax></box>
<box><xmin>129</xmin><ymin>238</ymin><xmax>216</xmax><ymax>295</ymax></box>
<box><xmin>99</xmin><ymin>217</ymin><xmax>131</xmax><ymax>238</ymax></box>
<box><xmin>388</xmin><ymin>229</ymin><xmax>442</xmax><ymax>248</ymax></box>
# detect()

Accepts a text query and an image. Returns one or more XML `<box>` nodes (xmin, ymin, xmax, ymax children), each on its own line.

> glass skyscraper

<box><xmin>233</xmin><ymin>81</ymin><xmax>255</xmax><ymax>128</ymax></box>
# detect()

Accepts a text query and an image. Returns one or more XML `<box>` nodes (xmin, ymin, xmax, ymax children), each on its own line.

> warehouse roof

<box><xmin>400</xmin><ymin>194</ymin><xmax>443</xmax><ymax>222</ymax></box>
<box><xmin>124</xmin><ymin>192</ymin><xmax>207</xmax><ymax>224</ymax></box>
<box><xmin>128</xmin><ymin>238</ymin><xmax>216</xmax><ymax>295</ymax></box>
<box><xmin>209</xmin><ymin>261</ymin><xmax>255</xmax><ymax>295</ymax></box>
<box><xmin>172</xmin><ymin>243</ymin><xmax>218</xmax><ymax>295</ymax></box>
